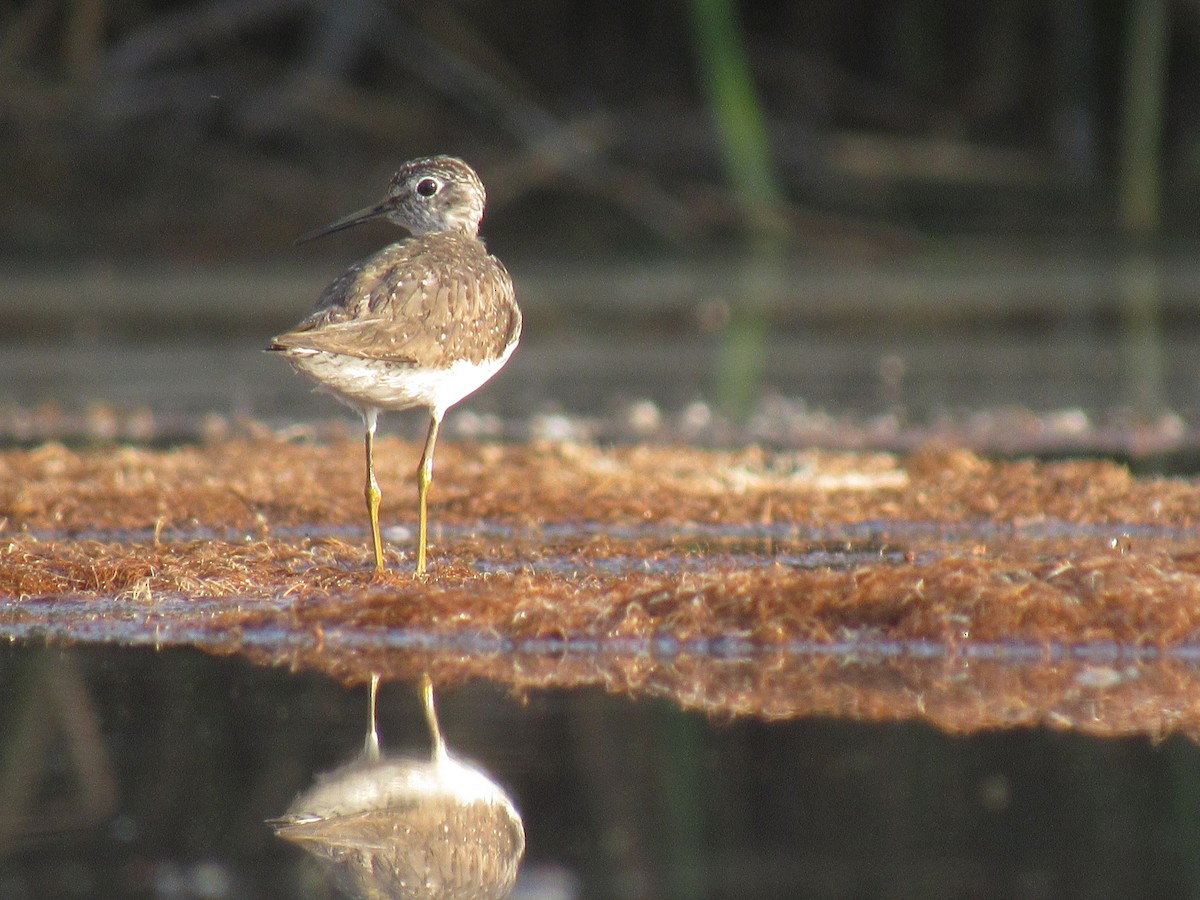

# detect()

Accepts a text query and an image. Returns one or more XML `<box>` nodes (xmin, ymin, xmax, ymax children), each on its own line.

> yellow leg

<box><xmin>415</xmin><ymin>412</ymin><xmax>442</xmax><ymax>575</ymax></box>
<box><xmin>363</xmin><ymin>412</ymin><xmax>385</xmax><ymax>573</ymax></box>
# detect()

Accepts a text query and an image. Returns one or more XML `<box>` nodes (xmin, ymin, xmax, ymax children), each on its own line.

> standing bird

<box><xmin>270</xmin><ymin>156</ymin><xmax>521</xmax><ymax>575</ymax></box>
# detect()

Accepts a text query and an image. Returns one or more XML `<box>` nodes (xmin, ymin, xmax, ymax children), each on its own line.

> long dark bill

<box><xmin>294</xmin><ymin>201</ymin><xmax>394</xmax><ymax>245</ymax></box>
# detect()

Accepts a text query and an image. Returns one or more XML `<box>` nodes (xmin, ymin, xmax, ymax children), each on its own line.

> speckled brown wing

<box><xmin>271</xmin><ymin>232</ymin><xmax>520</xmax><ymax>370</ymax></box>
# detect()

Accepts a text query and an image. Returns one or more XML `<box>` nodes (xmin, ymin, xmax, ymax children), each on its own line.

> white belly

<box><xmin>287</xmin><ymin>341</ymin><xmax>517</xmax><ymax>416</ymax></box>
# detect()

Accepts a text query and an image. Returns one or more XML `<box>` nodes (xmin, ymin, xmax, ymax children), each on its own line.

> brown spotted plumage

<box><xmin>269</xmin><ymin>156</ymin><xmax>520</xmax><ymax>575</ymax></box>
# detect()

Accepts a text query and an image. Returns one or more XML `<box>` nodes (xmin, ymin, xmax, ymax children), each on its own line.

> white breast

<box><xmin>286</xmin><ymin>339</ymin><xmax>518</xmax><ymax>417</ymax></box>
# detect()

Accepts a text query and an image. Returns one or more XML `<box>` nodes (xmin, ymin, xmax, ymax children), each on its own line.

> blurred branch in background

<box><xmin>1119</xmin><ymin>0</ymin><xmax>1171</xmax><ymax>420</ymax></box>
<box><xmin>364</xmin><ymin>2</ymin><xmax>699</xmax><ymax>245</ymax></box>
<box><xmin>98</xmin><ymin>0</ymin><xmax>698</xmax><ymax>245</ymax></box>
<box><xmin>1120</xmin><ymin>0</ymin><xmax>1171</xmax><ymax>239</ymax></box>
<box><xmin>688</xmin><ymin>0</ymin><xmax>784</xmax><ymax>419</ymax></box>
<box><xmin>687</xmin><ymin>0</ymin><xmax>783</xmax><ymax>234</ymax></box>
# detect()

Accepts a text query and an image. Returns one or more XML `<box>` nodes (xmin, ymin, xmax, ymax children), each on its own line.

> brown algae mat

<box><xmin>5</xmin><ymin>435</ymin><xmax>1200</xmax><ymax>738</ymax></box>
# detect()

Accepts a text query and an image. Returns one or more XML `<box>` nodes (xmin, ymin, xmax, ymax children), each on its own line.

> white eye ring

<box><xmin>415</xmin><ymin>177</ymin><xmax>441</xmax><ymax>198</ymax></box>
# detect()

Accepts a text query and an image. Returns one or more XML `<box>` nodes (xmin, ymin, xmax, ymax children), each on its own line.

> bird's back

<box><xmin>272</xmin><ymin>232</ymin><xmax>520</xmax><ymax>371</ymax></box>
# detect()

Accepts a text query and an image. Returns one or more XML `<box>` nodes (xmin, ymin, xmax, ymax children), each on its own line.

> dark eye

<box><xmin>416</xmin><ymin>178</ymin><xmax>440</xmax><ymax>197</ymax></box>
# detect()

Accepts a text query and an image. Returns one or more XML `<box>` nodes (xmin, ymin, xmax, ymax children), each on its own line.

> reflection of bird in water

<box><xmin>271</xmin><ymin>675</ymin><xmax>525</xmax><ymax>900</ymax></box>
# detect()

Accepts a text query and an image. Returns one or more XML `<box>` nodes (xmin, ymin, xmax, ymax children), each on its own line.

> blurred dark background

<box><xmin>1</xmin><ymin>0</ymin><xmax>1194</xmax><ymax>263</ymax></box>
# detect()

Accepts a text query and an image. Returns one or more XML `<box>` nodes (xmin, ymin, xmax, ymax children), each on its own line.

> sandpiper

<box><xmin>270</xmin><ymin>156</ymin><xmax>521</xmax><ymax>575</ymax></box>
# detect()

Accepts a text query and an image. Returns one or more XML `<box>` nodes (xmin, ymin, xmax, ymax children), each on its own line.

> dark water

<box><xmin>4</xmin><ymin>253</ymin><xmax>1200</xmax><ymax>446</ymax></box>
<box><xmin>4</xmin><ymin>643</ymin><xmax>1200</xmax><ymax>900</ymax></box>
<box><xmin>4</xmin><ymin>328</ymin><xmax>1200</xmax><ymax>428</ymax></box>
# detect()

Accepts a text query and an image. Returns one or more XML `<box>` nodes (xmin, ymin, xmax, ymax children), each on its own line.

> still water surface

<box><xmin>4</xmin><ymin>643</ymin><xmax>1200</xmax><ymax>899</ymax></box>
